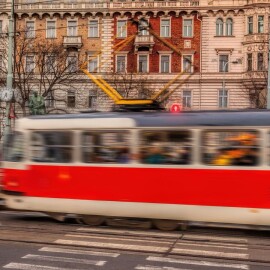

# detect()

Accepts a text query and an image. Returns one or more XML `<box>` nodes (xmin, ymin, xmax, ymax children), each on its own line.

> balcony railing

<box><xmin>134</xmin><ymin>35</ymin><xmax>155</xmax><ymax>52</ymax></box>
<box><xmin>15</xmin><ymin>0</ymin><xmax>200</xmax><ymax>10</ymax></box>
<box><xmin>243</xmin><ymin>33</ymin><xmax>268</xmax><ymax>44</ymax></box>
<box><xmin>63</xmin><ymin>36</ymin><xmax>82</xmax><ymax>49</ymax></box>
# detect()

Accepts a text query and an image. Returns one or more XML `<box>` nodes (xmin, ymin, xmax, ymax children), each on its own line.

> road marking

<box><xmin>65</xmin><ymin>233</ymin><xmax>172</xmax><ymax>245</ymax></box>
<box><xmin>172</xmin><ymin>248</ymin><xmax>248</xmax><ymax>259</ymax></box>
<box><xmin>147</xmin><ymin>256</ymin><xmax>249</xmax><ymax>270</ymax></box>
<box><xmin>22</xmin><ymin>254</ymin><xmax>106</xmax><ymax>266</ymax></box>
<box><xmin>55</xmin><ymin>239</ymin><xmax>168</xmax><ymax>252</ymax></box>
<box><xmin>183</xmin><ymin>234</ymin><xmax>248</xmax><ymax>244</ymax></box>
<box><xmin>175</xmin><ymin>241</ymin><xmax>247</xmax><ymax>250</ymax></box>
<box><xmin>77</xmin><ymin>227</ymin><xmax>181</xmax><ymax>238</ymax></box>
<box><xmin>3</xmin><ymin>263</ymin><xmax>82</xmax><ymax>270</ymax></box>
<box><xmin>135</xmin><ymin>265</ymin><xmax>191</xmax><ymax>270</ymax></box>
<box><xmin>39</xmin><ymin>247</ymin><xmax>119</xmax><ymax>257</ymax></box>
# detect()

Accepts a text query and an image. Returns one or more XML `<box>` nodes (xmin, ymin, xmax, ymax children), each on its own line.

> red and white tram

<box><xmin>1</xmin><ymin>110</ymin><xmax>270</xmax><ymax>230</ymax></box>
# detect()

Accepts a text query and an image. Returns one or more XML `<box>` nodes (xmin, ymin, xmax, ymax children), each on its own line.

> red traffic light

<box><xmin>170</xmin><ymin>103</ymin><xmax>181</xmax><ymax>113</ymax></box>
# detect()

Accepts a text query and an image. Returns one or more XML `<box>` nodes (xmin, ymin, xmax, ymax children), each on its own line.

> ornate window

<box><xmin>258</xmin><ymin>15</ymin><xmax>264</xmax><ymax>33</ymax></box>
<box><xmin>248</xmin><ymin>16</ymin><xmax>253</xmax><ymax>34</ymax></box>
<box><xmin>257</xmin><ymin>53</ymin><xmax>264</xmax><ymax>70</ymax></box>
<box><xmin>247</xmin><ymin>53</ymin><xmax>253</xmax><ymax>71</ymax></box>
<box><xmin>225</xmin><ymin>18</ymin><xmax>233</xmax><ymax>36</ymax></box>
<box><xmin>219</xmin><ymin>54</ymin><xmax>228</xmax><ymax>72</ymax></box>
<box><xmin>216</xmin><ymin>18</ymin><xmax>223</xmax><ymax>36</ymax></box>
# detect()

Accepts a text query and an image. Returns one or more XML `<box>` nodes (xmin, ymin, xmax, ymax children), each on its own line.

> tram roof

<box><xmin>26</xmin><ymin>110</ymin><xmax>270</xmax><ymax>127</ymax></box>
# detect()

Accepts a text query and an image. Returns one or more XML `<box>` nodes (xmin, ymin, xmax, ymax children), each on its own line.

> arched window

<box><xmin>226</xmin><ymin>18</ymin><xmax>233</xmax><ymax>36</ymax></box>
<box><xmin>216</xmin><ymin>18</ymin><xmax>224</xmax><ymax>36</ymax></box>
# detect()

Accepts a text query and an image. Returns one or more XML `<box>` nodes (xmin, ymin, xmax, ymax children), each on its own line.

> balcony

<box><xmin>243</xmin><ymin>33</ymin><xmax>268</xmax><ymax>44</ymax></box>
<box><xmin>134</xmin><ymin>35</ymin><xmax>155</xmax><ymax>53</ymax></box>
<box><xmin>63</xmin><ymin>36</ymin><xmax>82</xmax><ymax>49</ymax></box>
<box><xmin>16</xmin><ymin>0</ymin><xmax>200</xmax><ymax>11</ymax></box>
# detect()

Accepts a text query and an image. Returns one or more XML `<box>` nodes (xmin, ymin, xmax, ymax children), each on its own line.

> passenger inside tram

<box><xmin>207</xmin><ymin>131</ymin><xmax>259</xmax><ymax>166</ymax></box>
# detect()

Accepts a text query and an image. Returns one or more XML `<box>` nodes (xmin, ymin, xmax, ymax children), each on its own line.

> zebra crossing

<box><xmin>2</xmin><ymin>227</ymin><xmax>251</xmax><ymax>270</ymax></box>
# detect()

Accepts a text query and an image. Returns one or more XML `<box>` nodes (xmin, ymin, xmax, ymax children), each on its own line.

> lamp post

<box><xmin>267</xmin><ymin>32</ymin><xmax>270</xmax><ymax>109</ymax></box>
<box><xmin>221</xmin><ymin>60</ymin><xmax>239</xmax><ymax>108</ymax></box>
<box><xmin>4</xmin><ymin>0</ymin><xmax>15</xmax><ymax>136</ymax></box>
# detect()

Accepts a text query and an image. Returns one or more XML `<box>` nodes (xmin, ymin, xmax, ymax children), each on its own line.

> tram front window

<box><xmin>3</xmin><ymin>132</ymin><xmax>24</xmax><ymax>162</ymax></box>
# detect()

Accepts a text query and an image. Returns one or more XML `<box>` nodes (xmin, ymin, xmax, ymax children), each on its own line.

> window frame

<box><xmin>67</xmin><ymin>89</ymin><xmax>76</xmax><ymax>108</ymax></box>
<box><xmin>216</xmin><ymin>18</ymin><xmax>224</xmax><ymax>36</ymax></box>
<box><xmin>30</xmin><ymin>131</ymin><xmax>74</xmax><ymax>163</ymax></box>
<box><xmin>46</xmin><ymin>20</ymin><xmax>56</xmax><ymax>39</ymax></box>
<box><xmin>138</xmin><ymin>54</ymin><xmax>149</xmax><ymax>73</ymax></box>
<box><xmin>182</xmin><ymin>54</ymin><xmax>193</xmax><ymax>73</ymax></box>
<box><xmin>160</xmin><ymin>18</ymin><xmax>171</xmax><ymax>37</ymax></box>
<box><xmin>88</xmin><ymin>90</ymin><xmax>97</xmax><ymax>109</ymax></box>
<box><xmin>88</xmin><ymin>53</ymin><xmax>99</xmax><ymax>73</ymax></box>
<box><xmin>182</xmin><ymin>90</ymin><xmax>192</xmax><ymax>109</ymax></box>
<box><xmin>257</xmin><ymin>52</ymin><xmax>264</xmax><ymax>71</ymax></box>
<box><xmin>218</xmin><ymin>89</ymin><xmax>228</xmax><ymax>108</ymax></box>
<box><xmin>116</xmin><ymin>55</ymin><xmax>126</xmax><ymax>73</ymax></box>
<box><xmin>258</xmin><ymin>15</ymin><xmax>264</xmax><ymax>33</ymax></box>
<box><xmin>247</xmin><ymin>53</ymin><xmax>253</xmax><ymax>71</ymax></box>
<box><xmin>183</xmin><ymin>18</ymin><xmax>193</xmax><ymax>38</ymax></box>
<box><xmin>247</xmin><ymin>16</ymin><xmax>253</xmax><ymax>34</ymax></box>
<box><xmin>66</xmin><ymin>54</ymin><xmax>78</xmax><ymax>73</ymax></box>
<box><xmin>219</xmin><ymin>54</ymin><xmax>229</xmax><ymax>72</ymax></box>
<box><xmin>201</xmin><ymin>129</ymin><xmax>261</xmax><ymax>167</ymax></box>
<box><xmin>26</xmin><ymin>20</ymin><xmax>35</xmax><ymax>39</ymax></box>
<box><xmin>88</xmin><ymin>19</ymin><xmax>99</xmax><ymax>38</ymax></box>
<box><xmin>160</xmin><ymin>54</ymin><xmax>171</xmax><ymax>73</ymax></box>
<box><xmin>139</xmin><ymin>129</ymin><xmax>193</xmax><ymax>166</ymax></box>
<box><xmin>67</xmin><ymin>20</ymin><xmax>78</xmax><ymax>36</ymax></box>
<box><xmin>81</xmin><ymin>130</ymin><xmax>131</xmax><ymax>164</ymax></box>
<box><xmin>225</xmin><ymin>18</ymin><xmax>233</xmax><ymax>36</ymax></box>
<box><xmin>25</xmin><ymin>55</ymin><xmax>35</xmax><ymax>73</ymax></box>
<box><xmin>117</xmin><ymin>20</ymin><xmax>127</xmax><ymax>38</ymax></box>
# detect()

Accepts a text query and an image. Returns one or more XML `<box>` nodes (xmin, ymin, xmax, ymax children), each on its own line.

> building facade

<box><xmin>0</xmin><ymin>0</ymin><xmax>269</xmax><ymax>115</ymax></box>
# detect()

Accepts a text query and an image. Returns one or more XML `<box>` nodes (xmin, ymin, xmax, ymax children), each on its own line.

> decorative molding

<box><xmin>215</xmin><ymin>48</ymin><xmax>234</xmax><ymax>54</ymax></box>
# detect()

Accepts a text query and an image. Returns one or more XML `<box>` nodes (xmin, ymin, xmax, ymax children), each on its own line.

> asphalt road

<box><xmin>1</xmin><ymin>211</ymin><xmax>270</xmax><ymax>270</ymax></box>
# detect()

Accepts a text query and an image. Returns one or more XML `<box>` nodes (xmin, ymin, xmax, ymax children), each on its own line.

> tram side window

<box><xmin>81</xmin><ymin>131</ymin><xmax>130</xmax><ymax>163</ymax></box>
<box><xmin>202</xmin><ymin>130</ymin><xmax>259</xmax><ymax>166</ymax></box>
<box><xmin>4</xmin><ymin>132</ymin><xmax>24</xmax><ymax>162</ymax></box>
<box><xmin>140</xmin><ymin>131</ymin><xmax>192</xmax><ymax>165</ymax></box>
<box><xmin>31</xmin><ymin>132</ymin><xmax>73</xmax><ymax>163</ymax></box>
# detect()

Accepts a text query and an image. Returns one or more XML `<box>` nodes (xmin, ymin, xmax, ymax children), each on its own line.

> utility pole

<box><xmin>4</xmin><ymin>0</ymin><xmax>15</xmax><ymax>136</ymax></box>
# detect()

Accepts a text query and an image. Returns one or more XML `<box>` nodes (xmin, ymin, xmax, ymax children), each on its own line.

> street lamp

<box><xmin>267</xmin><ymin>31</ymin><xmax>270</xmax><ymax>109</ymax></box>
<box><xmin>4</xmin><ymin>0</ymin><xmax>15</xmax><ymax>137</ymax></box>
<box><xmin>222</xmin><ymin>60</ymin><xmax>239</xmax><ymax>90</ymax></box>
<box><xmin>220</xmin><ymin>60</ymin><xmax>239</xmax><ymax>108</ymax></box>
